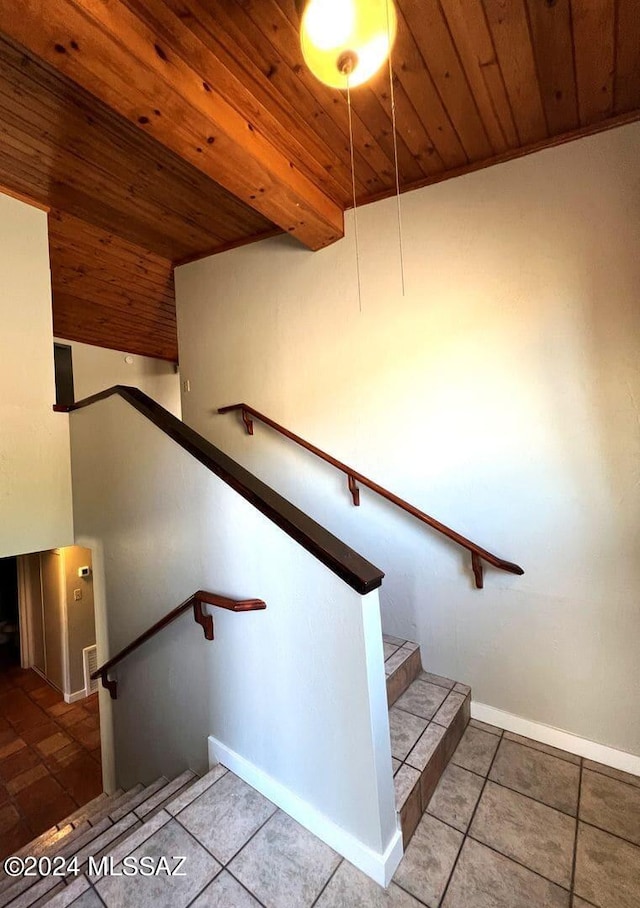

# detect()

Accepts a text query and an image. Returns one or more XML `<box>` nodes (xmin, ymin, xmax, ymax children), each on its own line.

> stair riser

<box><xmin>386</xmin><ymin>648</ymin><xmax>422</xmax><ymax>707</ymax></box>
<box><xmin>400</xmin><ymin>696</ymin><xmax>470</xmax><ymax>849</ymax></box>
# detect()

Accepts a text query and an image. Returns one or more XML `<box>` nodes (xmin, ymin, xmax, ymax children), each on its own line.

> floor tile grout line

<box><xmin>182</xmin><ymin>868</ymin><xmax>224</xmax><ymax>908</ymax></box>
<box><xmin>418</xmin><ymin>678</ymin><xmax>455</xmax><ymax>691</ymax></box>
<box><xmin>569</xmin><ymin>894</ymin><xmax>599</xmax><ymax>908</ymax></box>
<box><xmin>384</xmin><ymin>642</ymin><xmax>403</xmax><ymax>656</ymax></box>
<box><xmin>436</xmin><ymin>724</ymin><xmax>504</xmax><ymax>906</ymax></box>
<box><xmin>423</xmin><ymin>807</ymin><xmax>470</xmax><ymax>837</ymax></box>
<box><xmin>0</xmin><ymin>676</ymin><xmax>101</xmax><ymax>847</ymax></box>
<box><xmin>394</xmin><ymin>697</ymin><xmax>448</xmax><ymax>720</ymax></box>
<box><xmin>0</xmin><ymin>741</ymin><xmax>66</xmax><ymax>841</ymax></box>
<box><xmin>581</xmin><ymin>762</ymin><xmax>640</xmax><ymax>791</ymax></box>
<box><xmin>569</xmin><ymin>758</ymin><xmax>584</xmax><ymax>898</ymax></box>
<box><xmin>401</xmin><ymin>707</ymin><xmax>467</xmax><ymax>774</ymax></box>
<box><xmin>484</xmin><ymin>774</ymin><xmax>581</xmax><ymax>820</ymax></box>
<box><xmin>463</xmin><ymin>831</ymin><xmax>573</xmax><ymax>893</ymax></box>
<box><xmin>444</xmin><ymin>723</ymin><xmax>588</xmax><ymax>897</ymax></box>
<box><xmin>170</xmin><ymin>769</ymin><xmax>229</xmax><ymax>821</ymax></box>
<box><xmin>224</xmin><ymin>865</ymin><xmax>270</xmax><ymax>908</ymax></box>
<box><xmin>2</xmin><ymin>748</ymin><xmax>83</xmax><ymax>832</ymax></box>
<box><xmin>309</xmin><ymin>858</ymin><xmax>343</xmax><ymax>907</ymax></box>
<box><xmin>577</xmin><ymin>816</ymin><xmax>640</xmax><ymax>851</ymax></box>
<box><xmin>173</xmin><ymin>797</ymin><xmax>277</xmax><ymax>869</ymax></box>
<box><xmin>181</xmin><ymin>864</ymin><xmax>269</xmax><ymax>908</ymax></box>
<box><xmin>88</xmin><ymin>882</ymin><xmax>108</xmax><ymax>907</ymax></box>
<box><xmin>501</xmin><ymin>733</ymin><xmax>582</xmax><ymax>768</ymax></box>
<box><xmin>384</xmin><ymin>650</ymin><xmax>414</xmax><ymax>669</ymax></box>
<box><xmin>392</xmin><ymin>876</ymin><xmax>433</xmax><ymax>907</ymax></box>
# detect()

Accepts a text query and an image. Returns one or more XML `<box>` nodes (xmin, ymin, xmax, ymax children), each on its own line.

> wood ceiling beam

<box><xmin>0</xmin><ymin>0</ymin><xmax>344</xmax><ymax>251</ymax></box>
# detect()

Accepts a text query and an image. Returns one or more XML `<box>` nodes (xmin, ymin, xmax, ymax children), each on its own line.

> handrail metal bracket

<box><xmin>347</xmin><ymin>474</ymin><xmax>360</xmax><ymax>506</ymax></box>
<box><xmin>472</xmin><ymin>552</ymin><xmax>484</xmax><ymax>589</ymax></box>
<box><xmin>101</xmin><ymin>673</ymin><xmax>118</xmax><ymax>700</ymax></box>
<box><xmin>193</xmin><ymin>599</ymin><xmax>215</xmax><ymax>640</ymax></box>
<box><xmin>242</xmin><ymin>409</ymin><xmax>254</xmax><ymax>436</ymax></box>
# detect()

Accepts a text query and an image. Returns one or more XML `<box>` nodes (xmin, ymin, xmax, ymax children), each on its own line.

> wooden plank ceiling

<box><xmin>49</xmin><ymin>210</ymin><xmax>178</xmax><ymax>361</ymax></box>
<box><xmin>0</xmin><ymin>1</ymin><xmax>638</xmax><ymax>360</ymax></box>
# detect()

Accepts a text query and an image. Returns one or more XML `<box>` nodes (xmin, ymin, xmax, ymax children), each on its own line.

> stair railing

<box><xmin>91</xmin><ymin>590</ymin><xmax>266</xmax><ymax>699</ymax></box>
<box><xmin>218</xmin><ymin>403</ymin><xmax>524</xmax><ymax>588</ymax></box>
<box><xmin>56</xmin><ymin>386</ymin><xmax>384</xmax><ymax>595</ymax></box>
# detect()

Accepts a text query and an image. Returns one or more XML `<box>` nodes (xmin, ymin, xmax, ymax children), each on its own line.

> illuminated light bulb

<box><xmin>297</xmin><ymin>0</ymin><xmax>397</xmax><ymax>90</ymax></box>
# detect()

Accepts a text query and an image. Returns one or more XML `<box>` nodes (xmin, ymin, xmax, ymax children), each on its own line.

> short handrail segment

<box><xmin>91</xmin><ymin>590</ymin><xmax>266</xmax><ymax>699</ymax></box>
<box><xmin>218</xmin><ymin>403</ymin><xmax>524</xmax><ymax>588</ymax></box>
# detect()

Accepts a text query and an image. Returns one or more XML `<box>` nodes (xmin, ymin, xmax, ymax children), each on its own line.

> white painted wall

<box><xmin>175</xmin><ymin>123</ymin><xmax>640</xmax><ymax>758</ymax></box>
<box><xmin>54</xmin><ymin>338</ymin><xmax>181</xmax><ymax>417</ymax></box>
<box><xmin>69</xmin><ymin>395</ymin><xmax>398</xmax><ymax>880</ymax></box>
<box><xmin>0</xmin><ymin>193</ymin><xmax>73</xmax><ymax>557</ymax></box>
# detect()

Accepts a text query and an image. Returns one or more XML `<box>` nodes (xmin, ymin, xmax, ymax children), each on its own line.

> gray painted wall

<box><xmin>175</xmin><ymin>122</ymin><xmax>640</xmax><ymax>759</ymax></box>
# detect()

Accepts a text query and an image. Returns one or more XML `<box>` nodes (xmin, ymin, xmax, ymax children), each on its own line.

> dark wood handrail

<box><xmin>56</xmin><ymin>386</ymin><xmax>384</xmax><ymax>595</ymax></box>
<box><xmin>91</xmin><ymin>590</ymin><xmax>266</xmax><ymax>699</ymax></box>
<box><xmin>218</xmin><ymin>404</ymin><xmax>524</xmax><ymax>588</ymax></box>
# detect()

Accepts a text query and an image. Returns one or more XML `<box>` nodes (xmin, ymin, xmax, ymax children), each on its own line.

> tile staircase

<box><xmin>0</xmin><ymin>770</ymin><xmax>200</xmax><ymax>907</ymax></box>
<box><xmin>0</xmin><ymin>633</ymin><xmax>472</xmax><ymax>907</ymax></box>
<box><xmin>383</xmin><ymin>634</ymin><xmax>471</xmax><ymax>849</ymax></box>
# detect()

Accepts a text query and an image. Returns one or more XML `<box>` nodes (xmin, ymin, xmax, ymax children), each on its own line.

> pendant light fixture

<box><xmin>296</xmin><ymin>0</ymin><xmax>397</xmax><ymax>90</ymax></box>
<box><xmin>296</xmin><ymin>0</ymin><xmax>405</xmax><ymax>307</ymax></box>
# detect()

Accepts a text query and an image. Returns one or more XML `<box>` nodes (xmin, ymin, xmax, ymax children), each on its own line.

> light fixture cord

<box><xmin>346</xmin><ymin>74</ymin><xmax>363</xmax><ymax>313</ymax></box>
<box><xmin>386</xmin><ymin>0</ymin><xmax>406</xmax><ymax>296</ymax></box>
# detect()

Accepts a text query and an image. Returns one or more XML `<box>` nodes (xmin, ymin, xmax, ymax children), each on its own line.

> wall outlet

<box><xmin>73</xmin><ymin>589</ymin><xmax>82</xmax><ymax>601</ymax></box>
<box><xmin>183</xmin><ymin>379</ymin><xmax>191</xmax><ymax>393</ymax></box>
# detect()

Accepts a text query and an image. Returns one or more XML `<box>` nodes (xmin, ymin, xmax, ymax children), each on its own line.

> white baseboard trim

<box><xmin>208</xmin><ymin>736</ymin><xmax>403</xmax><ymax>887</ymax></box>
<box><xmin>64</xmin><ymin>688</ymin><xmax>88</xmax><ymax>704</ymax></box>
<box><xmin>472</xmin><ymin>702</ymin><xmax>640</xmax><ymax>776</ymax></box>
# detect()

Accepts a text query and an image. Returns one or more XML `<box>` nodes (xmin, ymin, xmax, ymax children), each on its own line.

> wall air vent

<box><xmin>83</xmin><ymin>644</ymin><xmax>99</xmax><ymax>695</ymax></box>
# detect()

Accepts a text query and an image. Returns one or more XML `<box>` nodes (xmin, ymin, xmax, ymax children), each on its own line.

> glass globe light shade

<box><xmin>298</xmin><ymin>0</ymin><xmax>397</xmax><ymax>90</ymax></box>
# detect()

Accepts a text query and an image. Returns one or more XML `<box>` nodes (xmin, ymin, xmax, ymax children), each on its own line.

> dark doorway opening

<box><xmin>54</xmin><ymin>343</ymin><xmax>75</xmax><ymax>407</ymax></box>
<box><xmin>0</xmin><ymin>556</ymin><xmax>20</xmax><ymax>670</ymax></box>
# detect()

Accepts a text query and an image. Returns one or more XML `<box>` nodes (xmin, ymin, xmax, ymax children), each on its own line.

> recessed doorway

<box><xmin>0</xmin><ymin>556</ymin><xmax>20</xmax><ymax>671</ymax></box>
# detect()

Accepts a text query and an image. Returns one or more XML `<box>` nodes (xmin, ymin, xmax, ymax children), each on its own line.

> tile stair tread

<box><xmin>0</xmin><ymin>768</ymin><xmax>206</xmax><ymax>908</ymax></box>
<box><xmin>62</xmin><ymin>793</ymin><xmax>111</xmax><ymax>830</ymax></box>
<box><xmin>50</xmin><ymin>817</ymin><xmax>114</xmax><ymax>863</ymax></box>
<box><xmin>165</xmin><ymin>764</ymin><xmax>228</xmax><ymax>816</ymax></box>
<box><xmin>9</xmin><ymin>789</ymin><xmax>121</xmax><ymax>866</ymax></box>
<box><xmin>6</xmin><ymin>825</ymin><xmax>70</xmax><ymax>864</ymax></box>
<box><xmin>108</xmin><ymin>777</ymin><xmax>169</xmax><ymax>822</ymax></box>
<box><xmin>5</xmin><ymin>814</ymin><xmax>140</xmax><ymax>908</ymax></box>
<box><xmin>0</xmin><ymin>802</ymin><xmax>150</xmax><ymax>906</ymax></box>
<box><xmin>66</xmin><ymin>813</ymin><xmax>140</xmax><ymax>872</ymax></box>
<box><xmin>2</xmin><ymin>805</ymin><xmax>137</xmax><ymax>902</ymax></box>
<box><xmin>88</xmin><ymin>810</ymin><xmax>173</xmax><ymax>882</ymax></box>
<box><xmin>86</xmin><ymin>784</ymin><xmax>144</xmax><ymax>827</ymax></box>
<box><xmin>0</xmin><ymin>819</ymin><xmax>112</xmax><ymax>908</ymax></box>
<box><xmin>0</xmin><ymin>789</ymin><xmax>133</xmax><ymax>892</ymax></box>
<box><xmin>135</xmin><ymin>770</ymin><xmax>198</xmax><ymax>820</ymax></box>
<box><xmin>0</xmin><ymin>825</ymin><xmax>77</xmax><ymax>896</ymax></box>
<box><xmin>0</xmin><ymin>779</ymin><xmax>186</xmax><ymax>907</ymax></box>
<box><xmin>86</xmin><ymin>819</ymin><xmax>145</xmax><ymax>872</ymax></box>
<box><xmin>2</xmin><ymin>873</ymin><xmax>62</xmax><ymax>908</ymax></box>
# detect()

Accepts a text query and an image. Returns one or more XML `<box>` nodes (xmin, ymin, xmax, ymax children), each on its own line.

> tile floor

<box><xmin>0</xmin><ymin>668</ymin><xmax>101</xmax><ymax>858</ymax></box>
<box><xmin>49</xmin><ymin>726</ymin><xmax>639</xmax><ymax>908</ymax></box>
<box><xmin>399</xmin><ymin>721</ymin><xmax>640</xmax><ymax>908</ymax></box>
